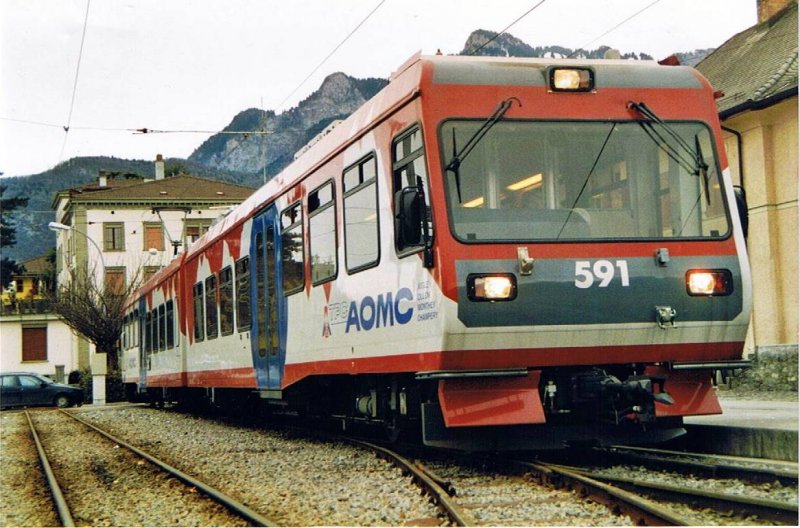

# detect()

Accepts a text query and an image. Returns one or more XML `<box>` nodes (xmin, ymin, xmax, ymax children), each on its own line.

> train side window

<box><xmin>158</xmin><ymin>304</ymin><xmax>166</xmax><ymax>351</ymax></box>
<box><xmin>206</xmin><ymin>275</ymin><xmax>218</xmax><ymax>339</ymax></box>
<box><xmin>133</xmin><ymin>309</ymin><xmax>139</xmax><ymax>348</ymax></box>
<box><xmin>309</xmin><ymin>181</ymin><xmax>337</xmax><ymax>284</ymax></box>
<box><xmin>193</xmin><ymin>282</ymin><xmax>205</xmax><ymax>342</ymax></box>
<box><xmin>165</xmin><ymin>300</ymin><xmax>175</xmax><ymax>349</ymax></box>
<box><xmin>150</xmin><ymin>308</ymin><xmax>159</xmax><ymax>353</ymax></box>
<box><xmin>144</xmin><ymin>311</ymin><xmax>152</xmax><ymax>354</ymax></box>
<box><xmin>343</xmin><ymin>154</ymin><xmax>379</xmax><ymax>272</ymax></box>
<box><xmin>235</xmin><ymin>256</ymin><xmax>251</xmax><ymax>331</ymax></box>
<box><xmin>393</xmin><ymin>126</ymin><xmax>433</xmax><ymax>254</ymax></box>
<box><xmin>219</xmin><ymin>266</ymin><xmax>234</xmax><ymax>335</ymax></box>
<box><xmin>280</xmin><ymin>202</ymin><xmax>305</xmax><ymax>295</ymax></box>
<box><xmin>122</xmin><ymin>314</ymin><xmax>128</xmax><ymax>351</ymax></box>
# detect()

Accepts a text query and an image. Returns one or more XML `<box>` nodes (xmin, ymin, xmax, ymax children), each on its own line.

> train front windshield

<box><xmin>441</xmin><ymin>120</ymin><xmax>729</xmax><ymax>242</ymax></box>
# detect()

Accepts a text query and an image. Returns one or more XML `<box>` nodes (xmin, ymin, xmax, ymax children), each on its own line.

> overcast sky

<box><xmin>1</xmin><ymin>0</ymin><xmax>757</xmax><ymax>178</ymax></box>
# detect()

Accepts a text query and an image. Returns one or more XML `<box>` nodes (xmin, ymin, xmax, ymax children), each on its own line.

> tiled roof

<box><xmin>18</xmin><ymin>255</ymin><xmax>51</xmax><ymax>276</ymax></box>
<box><xmin>696</xmin><ymin>2</ymin><xmax>798</xmax><ymax>117</ymax></box>
<box><xmin>64</xmin><ymin>175</ymin><xmax>255</xmax><ymax>203</ymax></box>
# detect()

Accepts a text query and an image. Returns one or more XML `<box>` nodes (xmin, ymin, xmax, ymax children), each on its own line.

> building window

<box><xmin>22</xmin><ymin>327</ymin><xmax>47</xmax><ymax>362</ymax></box>
<box><xmin>280</xmin><ymin>203</ymin><xmax>304</xmax><ymax>295</ymax></box>
<box><xmin>193</xmin><ymin>282</ymin><xmax>205</xmax><ymax>341</ymax></box>
<box><xmin>343</xmin><ymin>155</ymin><xmax>379</xmax><ymax>272</ymax></box>
<box><xmin>219</xmin><ymin>266</ymin><xmax>234</xmax><ymax>335</ymax></box>
<box><xmin>393</xmin><ymin>126</ymin><xmax>433</xmax><ymax>254</ymax></box>
<box><xmin>143</xmin><ymin>266</ymin><xmax>160</xmax><ymax>283</ymax></box>
<box><xmin>144</xmin><ymin>223</ymin><xmax>165</xmax><ymax>251</ymax></box>
<box><xmin>104</xmin><ymin>267</ymin><xmax>126</xmax><ymax>295</ymax></box>
<box><xmin>103</xmin><ymin>223</ymin><xmax>125</xmax><ymax>251</ymax></box>
<box><xmin>235</xmin><ymin>256</ymin><xmax>250</xmax><ymax>331</ymax></box>
<box><xmin>309</xmin><ymin>181</ymin><xmax>337</xmax><ymax>284</ymax></box>
<box><xmin>205</xmin><ymin>275</ymin><xmax>218</xmax><ymax>339</ymax></box>
<box><xmin>185</xmin><ymin>220</ymin><xmax>212</xmax><ymax>246</ymax></box>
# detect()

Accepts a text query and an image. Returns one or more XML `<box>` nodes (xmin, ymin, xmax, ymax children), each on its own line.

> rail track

<box><xmin>524</xmin><ymin>445</ymin><xmax>799</xmax><ymax>526</ymax></box>
<box><xmin>351</xmin><ymin>437</ymin><xmax>798</xmax><ymax>526</ymax></box>
<box><xmin>343</xmin><ymin>439</ymin><xmax>657</xmax><ymax>526</ymax></box>
<box><xmin>25</xmin><ymin>409</ymin><xmax>276</xmax><ymax>527</ymax></box>
<box><xmin>595</xmin><ymin>445</ymin><xmax>799</xmax><ymax>486</ymax></box>
<box><xmin>545</xmin><ymin>461</ymin><xmax>798</xmax><ymax>525</ymax></box>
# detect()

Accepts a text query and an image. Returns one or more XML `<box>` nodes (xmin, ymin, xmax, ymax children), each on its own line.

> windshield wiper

<box><xmin>446</xmin><ymin>97</ymin><xmax>521</xmax><ymax>203</ymax></box>
<box><xmin>628</xmin><ymin>101</ymin><xmax>710</xmax><ymax>204</ymax></box>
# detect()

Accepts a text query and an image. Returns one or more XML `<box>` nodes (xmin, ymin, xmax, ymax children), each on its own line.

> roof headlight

<box><xmin>550</xmin><ymin>68</ymin><xmax>594</xmax><ymax>92</ymax></box>
<box><xmin>467</xmin><ymin>274</ymin><xmax>517</xmax><ymax>302</ymax></box>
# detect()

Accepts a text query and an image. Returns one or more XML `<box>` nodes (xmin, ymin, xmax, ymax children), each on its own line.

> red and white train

<box><xmin>121</xmin><ymin>54</ymin><xmax>751</xmax><ymax>449</ymax></box>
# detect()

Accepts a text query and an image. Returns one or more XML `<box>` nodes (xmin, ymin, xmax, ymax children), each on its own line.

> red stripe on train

<box><xmin>281</xmin><ymin>341</ymin><xmax>744</xmax><ymax>387</ymax></box>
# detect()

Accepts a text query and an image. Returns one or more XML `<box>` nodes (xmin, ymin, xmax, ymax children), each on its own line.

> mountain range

<box><xmin>1</xmin><ymin>30</ymin><xmax>713</xmax><ymax>263</ymax></box>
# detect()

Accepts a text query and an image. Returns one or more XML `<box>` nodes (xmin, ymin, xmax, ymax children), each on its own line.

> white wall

<box><xmin>0</xmin><ymin>314</ymin><xmax>78</xmax><ymax>377</ymax></box>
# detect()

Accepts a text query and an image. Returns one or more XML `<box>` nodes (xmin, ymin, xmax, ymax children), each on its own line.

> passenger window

<box><xmin>193</xmin><ymin>282</ymin><xmax>205</xmax><ymax>341</ymax></box>
<box><xmin>165</xmin><ymin>300</ymin><xmax>175</xmax><ymax>349</ymax></box>
<box><xmin>280</xmin><ymin>203</ymin><xmax>305</xmax><ymax>294</ymax></box>
<box><xmin>393</xmin><ymin>126</ymin><xmax>432</xmax><ymax>253</ymax></box>
<box><xmin>343</xmin><ymin>155</ymin><xmax>379</xmax><ymax>272</ymax></box>
<box><xmin>206</xmin><ymin>275</ymin><xmax>218</xmax><ymax>339</ymax></box>
<box><xmin>219</xmin><ymin>266</ymin><xmax>234</xmax><ymax>335</ymax></box>
<box><xmin>309</xmin><ymin>181</ymin><xmax>337</xmax><ymax>284</ymax></box>
<box><xmin>144</xmin><ymin>312</ymin><xmax>153</xmax><ymax>354</ymax></box>
<box><xmin>235</xmin><ymin>256</ymin><xmax>251</xmax><ymax>331</ymax></box>
<box><xmin>158</xmin><ymin>304</ymin><xmax>166</xmax><ymax>351</ymax></box>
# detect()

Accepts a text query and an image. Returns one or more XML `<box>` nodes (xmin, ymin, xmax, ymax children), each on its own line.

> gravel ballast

<box><xmin>76</xmin><ymin>407</ymin><xmax>444</xmax><ymax>526</ymax></box>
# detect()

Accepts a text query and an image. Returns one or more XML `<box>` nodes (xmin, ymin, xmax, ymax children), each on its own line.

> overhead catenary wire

<box><xmin>0</xmin><ymin>117</ymin><xmax>270</xmax><ymax>136</ymax></box>
<box><xmin>465</xmin><ymin>0</ymin><xmax>548</xmax><ymax>56</ymax></box>
<box><xmin>58</xmin><ymin>0</ymin><xmax>92</xmax><ymax>163</ymax></box>
<box><xmin>568</xmin><ymin>0</ymin><xmax>662</xmax><ymax>58</ymax></box>
<box><xmin>274</xmin><ymin>0</ymin><xmax>387</xmax><ymax>112</ymax></box>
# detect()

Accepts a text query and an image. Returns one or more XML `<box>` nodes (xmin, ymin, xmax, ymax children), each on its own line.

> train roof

<box><xmin>179</xmin><ymin>54</ymin><xmax>710</xmax><ymax>264</ymax></box>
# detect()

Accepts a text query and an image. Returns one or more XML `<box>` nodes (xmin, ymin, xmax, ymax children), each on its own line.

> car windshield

<box><xmin>441</xmin><ymin>120</ymin><xmax>729</xmax><ymax>242</ymax></box>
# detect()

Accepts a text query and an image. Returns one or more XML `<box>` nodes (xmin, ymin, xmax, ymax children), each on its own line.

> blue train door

<box><xmin>251</xmin><ymin>206</ymin><xmax>284</xmax><ymax>390</ymax></box>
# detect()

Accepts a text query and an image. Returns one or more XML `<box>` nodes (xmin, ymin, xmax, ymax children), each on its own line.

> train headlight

<box><xmin>549</xmin><ymin>67</ymin><xmax>594</xmax><ymax>92</ymax></box>
<box><xmin>467</xmin><ymin>274</ymin><xmax>517</xmax><ymax>302</ymax></box>
<box><xmin>686</xmin><ymin>270</ymin><xmax>733</xmax><ymax>296</ymax></box>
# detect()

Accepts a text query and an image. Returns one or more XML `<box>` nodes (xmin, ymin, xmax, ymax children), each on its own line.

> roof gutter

<box><xmin>719</xmin><ymin>86</ymin><xmax>798</xmax><ymax>119</ymax></box>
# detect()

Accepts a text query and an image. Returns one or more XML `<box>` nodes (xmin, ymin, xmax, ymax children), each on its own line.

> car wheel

<box><xmin>54</xmin><ymin>394</ymin><xmax>71</xmax><ymax>408</ymax></box>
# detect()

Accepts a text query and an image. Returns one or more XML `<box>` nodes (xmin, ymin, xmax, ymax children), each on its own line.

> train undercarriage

<box><xmin>136</xmin><ymin>362</ymin><xmax>718</xmax><ymax>451</ymax></box>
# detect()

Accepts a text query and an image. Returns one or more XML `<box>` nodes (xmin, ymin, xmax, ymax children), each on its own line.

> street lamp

<box><xmin>48</xmin><ymin>221</ymin><xmax>107</xmax><ymax>271</ymax></box>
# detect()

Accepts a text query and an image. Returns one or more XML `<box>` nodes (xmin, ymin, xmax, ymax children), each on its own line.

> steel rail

<box><xmin>60</xmin><ymin>410</ymin><xmax>277</xmax><ymax>527</ymax></box>
<box><xmin>559</xmin><ymin>464</ymin><xmax>799</xmax><ymax>525</ymax></box>
<box><xmin>600</xmin><ymin>445</ymin><xmax>799</xmax><ymax>485</ymax></box>
<box><xmin>25</xmin><ymin>411</ymin><xmax>75</xmax><ymax>527</ymax></box>
<box><xmin>342</xmin><ymin>437</ymin><xmax>470</xmax><ymax>526</ymax></box>
<box><xmin>514</xmin><ymin>460</ymin><xmax>697</xmax><ymax>526</ymax></box>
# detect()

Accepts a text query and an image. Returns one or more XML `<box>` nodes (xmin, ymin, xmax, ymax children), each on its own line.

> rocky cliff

<box><xmin>188</xmin><ymin>73</ymin><xmax>387</xmax><ymax>181</ymax></box>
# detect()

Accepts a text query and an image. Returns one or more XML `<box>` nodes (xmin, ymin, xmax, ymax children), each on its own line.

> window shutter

<box><xmin>22</xmin><ymin>327</ymin><xmax>47</xmax><ymax>361</ymax></box>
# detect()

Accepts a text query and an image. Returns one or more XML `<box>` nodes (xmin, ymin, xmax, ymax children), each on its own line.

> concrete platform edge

<box><xmin>683</xmin><ymin>424</ymin><xmax>799</xmax><ymax>462</ymax></box>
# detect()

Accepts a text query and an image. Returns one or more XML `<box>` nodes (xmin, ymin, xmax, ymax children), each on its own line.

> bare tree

<box><xmin>48</xmin><ymin>265</ymin><xmax>143</xmax><ymax>372</ymax></box>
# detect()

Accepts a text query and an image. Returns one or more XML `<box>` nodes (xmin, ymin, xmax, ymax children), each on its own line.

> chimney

<box><xmin>155</xmin><ymin>154</ymin><xmax>165</xmax><ymax>180</ymax></box>
<box><xmin>98</xmin><ymin>170</ymin><xmax>108</xmax><ymax>187</ymax></box>
<box><xmin>757</xmin><ymin>0</ymin><xmax>791</xmax><ymax>22</ymax></box>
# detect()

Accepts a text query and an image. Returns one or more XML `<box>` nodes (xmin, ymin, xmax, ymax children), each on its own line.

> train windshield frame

<box><xmin>440</xmin><ymin>119</ymin><xmax>730</xmax><ymax>243</ymax></box>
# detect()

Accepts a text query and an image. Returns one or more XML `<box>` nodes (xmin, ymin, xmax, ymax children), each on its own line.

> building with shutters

<box><xmin>0</xmin><ymin>255</ymin><xmax>76</xmax><ymax>382</ymax></box>
<box><xmin>696</xmin><ymin>0</ymin><xmax>798</xmax><ymax>357</ymax></box>
<box><xmin>16</xmin><ymin>156</ymin><xmax>256</xmax><ymax>372</ymax></box>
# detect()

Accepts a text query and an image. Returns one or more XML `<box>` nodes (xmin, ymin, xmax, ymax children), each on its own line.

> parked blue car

<box><xmin>0</xmin><ymin>372</ymin><xmax>84</xmax><ymax>409</ymax></box>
